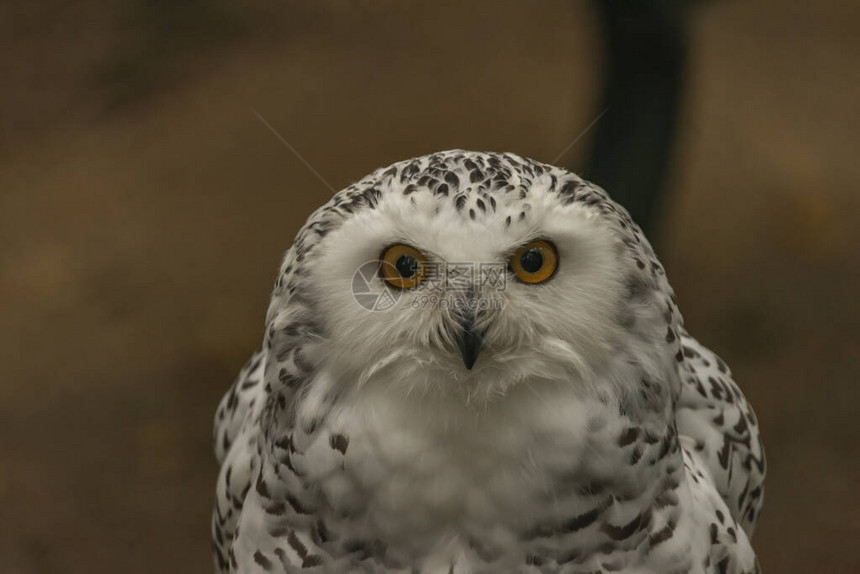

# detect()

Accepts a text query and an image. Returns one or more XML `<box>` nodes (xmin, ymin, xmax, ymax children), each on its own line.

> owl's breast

<box><xmin>291</xmin><ymin>374</ymin><xmax>660</xmax><ymax>564</ymax></box>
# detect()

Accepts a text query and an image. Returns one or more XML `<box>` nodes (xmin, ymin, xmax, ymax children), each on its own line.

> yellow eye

<box><xmin>509</xmin><ymin>240</ymin><xmax>558</xmax><ymax>284</ymax></box>
<box><xmin>379</xmin><ymin>244</ymin><xmax>427</xmax><ymax>289</ymax></box>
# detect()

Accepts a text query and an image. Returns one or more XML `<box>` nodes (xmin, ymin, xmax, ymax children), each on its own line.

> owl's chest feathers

<box><xmin>291</xmin><ymin>375</ymin><xmax>677</xmax><ymax>552</ymax></box>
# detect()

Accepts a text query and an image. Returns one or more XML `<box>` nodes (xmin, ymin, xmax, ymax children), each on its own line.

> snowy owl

<box><xmin>212</xmin><ymin>151</ymin><xmax>765</xmax><ymax>573</ymax></box>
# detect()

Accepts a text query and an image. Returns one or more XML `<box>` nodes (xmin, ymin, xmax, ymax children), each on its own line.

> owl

<box><xmin>212</xmin><ymin>151</ymin><xmax>765</xmax><ymax>574</ymax></box>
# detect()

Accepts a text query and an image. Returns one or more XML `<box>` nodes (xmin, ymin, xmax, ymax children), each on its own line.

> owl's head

<box><xmin>266</xmin><ymin>151</ymin><xmax>678</xmax><ymax>404</ymax></box>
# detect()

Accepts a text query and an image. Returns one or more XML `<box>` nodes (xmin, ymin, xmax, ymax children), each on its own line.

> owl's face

<box><xmin>273</xmin><ymin>153</ymin><xmax>667</xmax><ymax>403</ymax></box>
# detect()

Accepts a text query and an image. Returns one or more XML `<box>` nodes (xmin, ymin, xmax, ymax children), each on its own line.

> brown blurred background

<box><xmin>1</xmin><ymin>1</ymin><xmax>858</xmax><ymax>573</ymax></box>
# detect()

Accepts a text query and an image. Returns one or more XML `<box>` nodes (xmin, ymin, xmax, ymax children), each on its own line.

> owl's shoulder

<box><xmin>674</xmin><ymin>333</ymin><xmax>766</xmax><ymax>537</ymax></box>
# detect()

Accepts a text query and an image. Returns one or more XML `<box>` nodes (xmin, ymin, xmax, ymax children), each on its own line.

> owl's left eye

<box><xmin>509</xmin><ymin>240</ymin><xmax>559</xmax><ymax>284</ymax></box>
<box><xmin>379</xmin><ymin>244</ymin><xmax>427</xmax><ymax>289</ymax></box>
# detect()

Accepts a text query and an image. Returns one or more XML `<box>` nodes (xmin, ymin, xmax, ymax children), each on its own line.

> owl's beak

<box><xmin>455</xmin><ymin>312</ymin><xmax>483</xmax><ymax>370</ymax></box>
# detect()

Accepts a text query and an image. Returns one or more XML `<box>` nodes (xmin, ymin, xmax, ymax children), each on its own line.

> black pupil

<box><xmin>520</xmin><ymin>249</ymin><xmax>543</xmax><ymax>273</ymax></box>
<box><xmin>395</xmin><ymin>255</ymin><xmax>418</xmax><ymax>278</ymax></box>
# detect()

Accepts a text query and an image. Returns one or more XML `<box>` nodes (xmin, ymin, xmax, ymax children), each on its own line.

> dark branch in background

<box><xmin>585</xmin><ymin>0</ymin><xmax>690</xmax><ymax>245</ymax></box>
